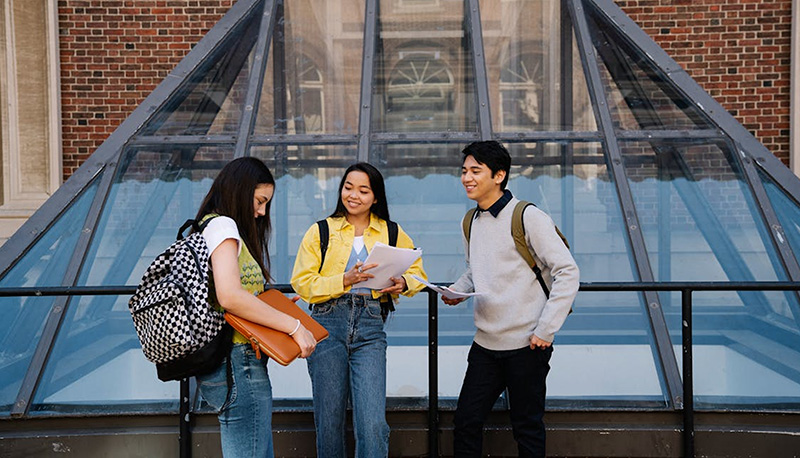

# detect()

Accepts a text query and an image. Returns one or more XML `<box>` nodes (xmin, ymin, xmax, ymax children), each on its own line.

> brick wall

<box><xmin>58</xmin><ymin>0</ymin><xmax>236</xmax><ymax>179</ymax></box>
<box><xmin>616</xmin><ymin>0</ymin><xmax>793</xmax><ymax>165</ymax></box>
<box><xmin>57</xmin><ymin>0</ymin><xmax>794</xmax><ymax>180</ymax></box>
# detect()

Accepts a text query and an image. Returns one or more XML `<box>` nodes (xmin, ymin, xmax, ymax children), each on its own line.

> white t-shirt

<box><xmin>352</xmin><ymin>235</ymin><xmax>365</xmax><ymax>254</ymax></box>
<box><xmin>202</xmin><ymin>216</ymin><xmax>241</xmax><ymax>257</ymax></box>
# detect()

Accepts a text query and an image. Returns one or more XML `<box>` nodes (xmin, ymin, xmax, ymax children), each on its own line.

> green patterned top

<box><xmin>203</xmin><ymin>214</ymin><xmax>265</xmax><ymax>345</ymax></box>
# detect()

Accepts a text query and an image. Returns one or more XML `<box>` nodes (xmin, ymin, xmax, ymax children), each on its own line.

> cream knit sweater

<box><xmin>450</xmin><ymin>196</ymin><xmax>580</xmax><ymax>350</ymax></box>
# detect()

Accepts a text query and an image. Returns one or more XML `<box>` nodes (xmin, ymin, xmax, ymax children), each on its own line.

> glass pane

<box><xmin>139</xmin><ymin>6</ymin><xmax>262</xmax><ymax>136</ymax></box>
<box><xmin>251</xmin><ymin>144</ymin><xmax>357</xmax><ymax>400</ymax></box>
<box><xmin>32</xmin><ymin>147</ymin><xmax>232</xmax><ymax>414</ymax></box>
<box><xmin>760</xmin><ymin>167</ymin><xmax>800</xmax><ymax>264</ymax></box>
<box><xmin>0</xmin><ymin>176</ymin><xmax>102</xmax><ymax>415</ymax></box>
<box><xmin>371</xmin><ymin>0</ymin><xmax>477</xmax><ymax>133</ymax></box>
<box><xmin>481</xmin><ymin>0</ymin><xmax>596</xmax><ymax>132</ymax></box>
<box><xmin>507</xmin><ymin>142</ymin><xmax>665</xmax><ymax>404</ymax></box>
<box><xmin>586</xmin><ymin>6</ymin><xmax>713</xmax><ymax>131</ymax></box>
<box><xmin>376</xmin><ymin>143</ymin><xmax>465</xmax><ymax>399</ymax></box>
<box><xmin>620</xmin><ymin>140</ymin><xmax>800</xmax><ymax>408</ymax></box>
<box><xmin>254</xmin><ymin>0</ymin><xmax>365</xmax><ymax>135</ymax></box>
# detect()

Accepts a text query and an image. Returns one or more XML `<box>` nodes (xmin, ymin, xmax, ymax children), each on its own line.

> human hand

<box><xmin>290</xmin><ymin>295</ymin><xmax>301</xmax><ymax>303</ymax></box>
<box><xmin>379</xmin><ymin>276</ymin><xmax>406</xmax><ymax>294</ymax></box>
<box><xmin>442</xmin><ymin>295</ymin><xmax>466</xmax><ymax>306</ymax></box>
<box><xmin>343</xmin><ymin>261</ymin><xmax>377</xmax><ymax>287</ymax></box>
<box><xmin>292</xmin><ymin>324</ymin><xmax>317</xmax><ymax>358</ymax></box>
<box><xmin>529</xmin><ymin>335</ymin><xmax>552</xmax><ymax>350</ymax></box>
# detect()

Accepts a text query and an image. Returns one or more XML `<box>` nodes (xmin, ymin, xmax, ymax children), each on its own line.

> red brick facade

<box><xmin>617</xmin><ymin>0</ymin><xmax>793</xmax><ymax>165</ymax></box>
<box><xmin>58</xmin><ymin>0</ymin><xmax>236</xmax><ymax>179</ymax></box>
<box><xmin>57</xmin><ymin>0</ymin><xmax>793</xmax><ymax>180</ymax></box>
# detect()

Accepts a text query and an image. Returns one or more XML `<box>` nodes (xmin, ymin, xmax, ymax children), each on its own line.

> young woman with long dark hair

<box><xmin>291</xmin><ymin>162</ymin><xmax>427</xmax><ymax>458</ymax></box>
<box><xmin>196</xmin><ymin>157</ymin><xmax>316</xmax><ymax>457</ymax></box>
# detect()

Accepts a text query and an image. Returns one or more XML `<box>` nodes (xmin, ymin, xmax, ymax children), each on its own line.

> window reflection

<box><xmin>500</xmin><ymin>53</ymin><xmax>544</xmax><ymax>129</ymax></box>
<box><xmin>372</xmin><ymin>0</ymin><xmax>476</xmax><ymax>132</ymax></box>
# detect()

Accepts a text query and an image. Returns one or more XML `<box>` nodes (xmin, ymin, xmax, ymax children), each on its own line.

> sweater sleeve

<box><xmin>449</xmin><ymin>227</ymin><xmax>475</xmax><ymax>294</ymax></box>
<box><xmin>290</xmin><ymin>222</ymin><xmax>347</xmax><ymax>305</ymax></box>
<box><xmin>524</xmin><ymin>207</ymin><xmax>580</xmax><ymax>342</ymax></box>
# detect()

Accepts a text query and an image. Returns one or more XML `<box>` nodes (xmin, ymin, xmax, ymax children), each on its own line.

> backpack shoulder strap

<box><xmin>461</xmin><ymin>208</ymin><xmax>478</xmax><ymax>245</ymax></box>
<box><xmin>387</xmin><ymin>220</ymin><xmax>398</xmax><ymax>247</ymax></box>
<box><xmin>316</xmin><ymin>219</ymin><xmax>329</xmax><ymax>273</ymax></box>
<box><xmin>511</xmin><ymin>201</ymin><xmax>537</xmax><ymax>271</ymax></box>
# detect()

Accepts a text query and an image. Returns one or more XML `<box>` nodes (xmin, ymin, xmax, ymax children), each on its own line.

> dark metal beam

<box><xmin>234</xmin><ymin>0</ymin><xmax>278</xmax><ymax>158</ymax></box>
<box><xmin>567</xmin><ymin>0</ymin><xmax>683</xmax><ymax>409</ymax></box>
<box><xmin>466</xmin><ymin>0</ymin><xmax>492</xmax><ymax>139</ymax></box>
<box><xmin>357</xmin><ymin>0</ymin><xmax>379</xmax><ymax>161</ymax></box>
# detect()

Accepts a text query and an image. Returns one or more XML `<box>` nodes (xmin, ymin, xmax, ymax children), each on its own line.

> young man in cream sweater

<box><xmin>444</xmin><ymin>140</ymin><xmax>580</xmax><ymax>458</ymax></box>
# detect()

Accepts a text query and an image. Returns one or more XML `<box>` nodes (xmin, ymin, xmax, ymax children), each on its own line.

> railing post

<box><xmin>681</xmin><ymin>289</ymin><xmax>694</xmax><ymax>458</ymax></box>
<box><xmin>428</xmin><ymin>289</ymin><xmax>439</xmax><ymax>457</ymax></box>
<box><xmin>179</xmin><ymin>377</ymin><xmax>191</xmax><ymax>458</ymax></box>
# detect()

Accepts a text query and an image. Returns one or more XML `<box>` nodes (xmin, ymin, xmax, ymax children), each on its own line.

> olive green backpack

<box><xmin>461</xmin><ymin>200</ymin><xmax>569</xmax><ymax>299</ymax></box>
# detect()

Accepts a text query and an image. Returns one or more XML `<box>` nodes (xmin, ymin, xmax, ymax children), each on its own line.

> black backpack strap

<box><xmin>378</xmin><ymin>220</ymin><xmax>400</xmax><ymax>320</ymax></box>
<box><xmin>387</xmin><ymin>220</ymin><xmax>398</xmax><ymax>247</ymax></box>
<box><xmin>317</xmin><ymin>219</ymin><xmax>329</xmax><ymax>273</ymax></box>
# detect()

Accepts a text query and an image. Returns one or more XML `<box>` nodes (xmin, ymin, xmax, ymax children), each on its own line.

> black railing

<box><xmin>2</xmin><ymin>281</ymin><xmax>799</xmax><ymax>458</ymax></box>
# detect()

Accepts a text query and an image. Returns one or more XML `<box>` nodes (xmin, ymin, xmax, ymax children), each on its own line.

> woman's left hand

<box><xmin>379</xmin><ymin>276</ymin><xmax>407</xmax><ymax>295</ymax></box>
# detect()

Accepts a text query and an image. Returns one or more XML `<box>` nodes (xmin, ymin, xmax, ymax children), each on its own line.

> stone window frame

<box><xmin>0</xmin><ymin>0</ymin><xmax>62</xmax><ymax>242</ymax></box>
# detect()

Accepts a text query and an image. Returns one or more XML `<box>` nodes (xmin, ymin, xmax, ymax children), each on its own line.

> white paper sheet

<box><xmin>358</xmin><ymin>242</ymin><xmax>422</xmax><ymax>290</ymax></box>
<box><xmin>410</xmin><ymin>274</ymin><xmax>483</xmax><ymax>300</ymax></box>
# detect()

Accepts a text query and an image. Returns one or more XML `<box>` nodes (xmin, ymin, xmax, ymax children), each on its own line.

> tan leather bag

<box><xmin>224</xmin><ymin>289</ymin><xmax>328</xmax><ymax>366</ymax></box>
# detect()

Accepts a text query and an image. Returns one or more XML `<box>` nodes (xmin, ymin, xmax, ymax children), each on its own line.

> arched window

<box><xmin>289</xmin><ymin>54</ymin><xmax>324</xmax><ymax>134</ymax></box>
<box><xmin>499</xmin><ymin>53</ymin><xmax>544</xmax><ymax>129</ymax></box>
<box><xmin>386</xmin><ymin>52</ymin><xmax>454</xmax><ymax>127</ymax></box>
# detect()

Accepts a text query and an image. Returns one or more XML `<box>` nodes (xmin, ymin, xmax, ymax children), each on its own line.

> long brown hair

<box><xmin>195</xmin><ymin>157</ymin><xmax>275</xmax><ymax>281</ymax></box>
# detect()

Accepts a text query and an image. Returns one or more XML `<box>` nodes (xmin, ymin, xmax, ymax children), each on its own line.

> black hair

<box><xmin>196</xmin><ymin>157</ymin><xmax>275</xmax><ymax>282</ymax></box>
<box><xmin>330</xmin><ymin>162</ymin><xmax>391</xmax><ymax>222</ymax></box>
<box><xmin>461</xmin><ymin>140</ymin><xmax>511</xmax><ymax>190</ymax></box>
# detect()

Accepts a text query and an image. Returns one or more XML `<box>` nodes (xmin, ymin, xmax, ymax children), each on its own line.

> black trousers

<box><xmin>453</xmin><ymin>341</ymin><xmax>553</xmax><ymax>458</ymax></box>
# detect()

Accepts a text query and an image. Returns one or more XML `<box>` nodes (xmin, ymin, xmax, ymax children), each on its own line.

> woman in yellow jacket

<box><xmin>291</xmin><ymin>162</ymin><xmax>426</xmax><ymax>458</ymax></box>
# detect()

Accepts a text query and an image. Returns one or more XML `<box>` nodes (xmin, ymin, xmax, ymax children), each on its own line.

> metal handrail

<box><xmin>2</xmin><ymin>281</ymin><xmax>799</xmax><ymax>458</ymax></box>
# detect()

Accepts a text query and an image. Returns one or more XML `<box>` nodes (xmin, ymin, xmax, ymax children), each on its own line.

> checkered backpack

<box><xmin>128</xmin><ymin>217</ymin><xmax>231</xmax><ymax>382</ymax></box>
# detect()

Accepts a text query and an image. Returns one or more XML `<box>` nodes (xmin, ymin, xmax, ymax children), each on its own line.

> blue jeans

<box><xmin>197</xmin><ymin>343</ymin><xmax>274</xmax><ymax>458</ymax></box>
<box><xmin>454</xmin><ymin>342</ymin><xmax>552</xmax><ymax>458</ymax></box>
<box><xmin>307</xmin><ymin>294</ymin><xmax>390</xmax><ymax>458</ymax></box>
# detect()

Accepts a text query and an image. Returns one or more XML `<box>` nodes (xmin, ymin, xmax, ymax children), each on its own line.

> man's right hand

<box><xmin>442</xmin><ymin>296</ymin><xmax>466</xmax><ymax>306</ymax></box>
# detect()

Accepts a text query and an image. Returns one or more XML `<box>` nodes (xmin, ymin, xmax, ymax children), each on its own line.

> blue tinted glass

<box><xmin>760</xmin><ymin>167</ymin><xmax>800</xmax><ymax>266</ymax></box>
<box><xmin>508</xmin><ymin>142</ymin><xmax>666</xmax><ymax>404</ymax></box>
<box><xmin>29</xmin><ymin>146</ymin><xmax>233</xmax><ymax>414</ymax></box>
<box><xmin>0</xmin><ymin>176</ymin><xmax>101</xmax><ymax>416</ymax></box>
<box><xmin>621</xmin><ymin>141</ymin><xmax>800</xmax><ymax>408</ymax></box>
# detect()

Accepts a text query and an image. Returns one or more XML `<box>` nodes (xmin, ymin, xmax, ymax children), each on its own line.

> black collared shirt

<box><xmin>478</xmin><ymin>189</ymin><xmax>513</xmax><ymax>218</ymax></box>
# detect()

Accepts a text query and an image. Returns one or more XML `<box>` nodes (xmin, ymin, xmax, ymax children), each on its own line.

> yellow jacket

<box><xmin>291</xmin><ymin>213</ymin><xmax>427</xmax><ymax>305</ymax></box>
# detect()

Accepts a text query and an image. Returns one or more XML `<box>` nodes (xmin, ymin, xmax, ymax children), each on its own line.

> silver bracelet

<box><xmin>288</xmin><ymin>319</ymin><xmax>301</xmax><ymax>336</ymax></box>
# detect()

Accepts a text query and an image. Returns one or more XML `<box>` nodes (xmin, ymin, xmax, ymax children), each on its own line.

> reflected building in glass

<box><xmin>1</xmin><ymin>0</ymin><xmax>800</xmax><ymax>455</ymax></box>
